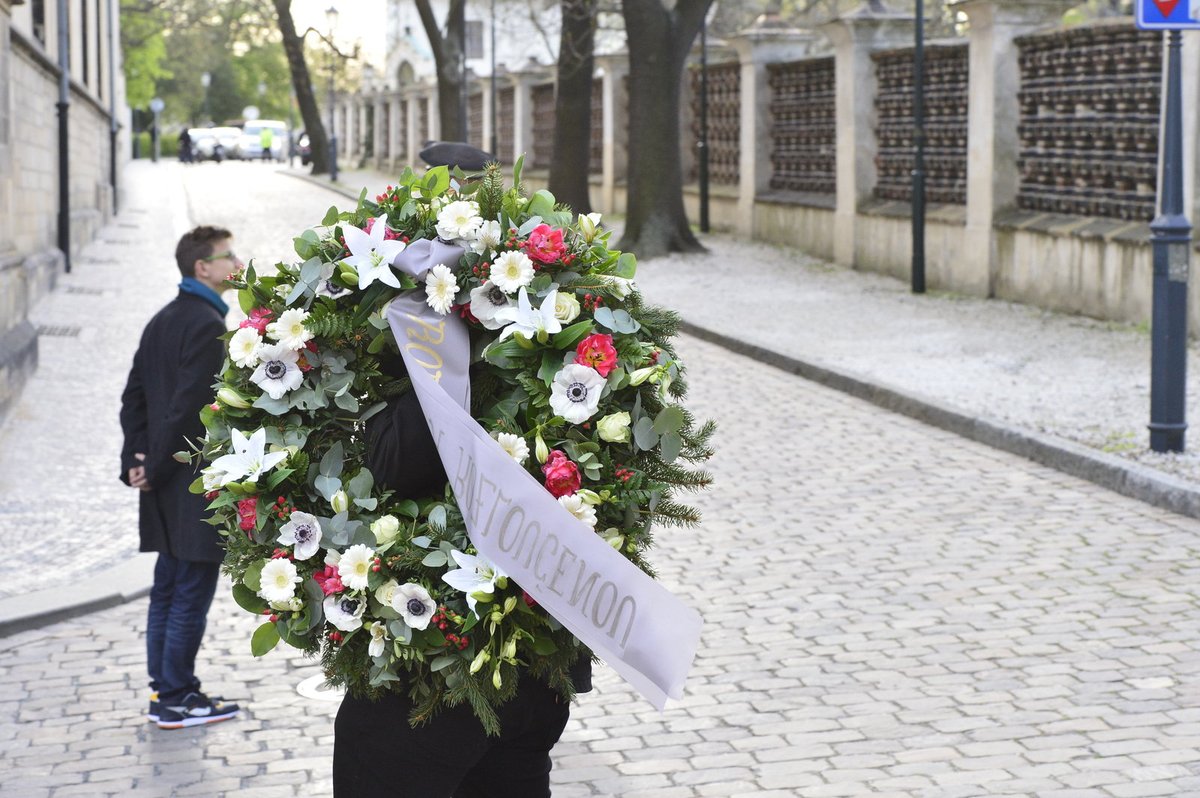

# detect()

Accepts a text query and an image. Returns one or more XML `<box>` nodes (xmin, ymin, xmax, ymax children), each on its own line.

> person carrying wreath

<box><xmin>119</xmin><ymin>225</ymin><xmax>243</xmax><ymax>730</ymax></box>
<box><xmin>331</xmin><ymin>378</ymin><xmax>592</xmax><ymax>798</ymax></box>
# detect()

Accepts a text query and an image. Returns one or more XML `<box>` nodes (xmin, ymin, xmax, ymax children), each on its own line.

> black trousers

<box><xmin>333</xmin><ymin>679</ymin><xmax>572</xmax><ymax>798</ymax></box>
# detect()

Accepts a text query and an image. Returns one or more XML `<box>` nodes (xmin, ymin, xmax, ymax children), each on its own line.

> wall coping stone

<box><xmin>859</xmin><ymin>197</ymin><xmax>967</xmax><ymax>224</ymax></box>
<box><xmin>756</xmin><ymin>190</ymin><xmax>837</xmax><ymax>210</ymax></box>
<box><xmin>994</xmin><ymin>208</ymin><xmax>1153</xmax><ymax>245</ymax></box>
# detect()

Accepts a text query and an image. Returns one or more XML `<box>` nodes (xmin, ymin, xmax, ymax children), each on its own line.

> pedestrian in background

<box><xmin>259</xmin><ymin>125</ymin><xmax>274</xmax><ymax>162</ymax></box>
<box><xmin>119</xmin><ymin>225</ymin><xmax>243</xmax><ymax>730</ymax></box>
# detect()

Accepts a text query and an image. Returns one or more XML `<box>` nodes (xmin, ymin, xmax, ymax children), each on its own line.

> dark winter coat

<box><xmin>119</xmin><ymin>292</ymin><xmax>226</xmax><ymax>563</ymax></box>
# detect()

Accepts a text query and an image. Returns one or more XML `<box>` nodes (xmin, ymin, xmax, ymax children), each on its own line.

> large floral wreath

<box><xmin>192</xmin><ymin>160</ymin><xmax>714</xmax><ymax>733</ymax></box>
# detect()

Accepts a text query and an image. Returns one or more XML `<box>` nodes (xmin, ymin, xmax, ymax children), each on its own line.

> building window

<box><xmin>466</xmin><ymin>20</ymin><xmax>483</xmax><ymax>60</ymax></box>
<box><xmin>32</xmin><ymin>0</ymin><xmax>47</xmax><ymax>45</ymax></box>
<box><xmin>81</xmin><ymin>0</ymin><xmax>90</xmax><ymax>86</ymax></box>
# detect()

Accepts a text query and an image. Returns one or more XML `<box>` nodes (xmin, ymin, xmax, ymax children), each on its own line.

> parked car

<box><xmin>190</xmin><ymin>126</ymin><xmax>242</xmax><ymax>161</ymax></box>
<box><xmin>238</xmin><ymin>120</ymin><xmax>289</xmax><ymax>161</ymax></box>
<box><xmin>296</xmin><ymin>131</ymin><xmax>312</xmax><ymax>165</ymax></box>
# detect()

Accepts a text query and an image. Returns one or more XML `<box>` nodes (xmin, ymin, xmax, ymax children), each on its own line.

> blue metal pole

<box><xmin>911</xmin><ymin>0</ymin><xmax>926</xmax><ymax>294</ymax></box>
<box><xmin>1149</xmin><ymin>29</ymin><xmax>1190</xmax><ymax>452</ymax></box>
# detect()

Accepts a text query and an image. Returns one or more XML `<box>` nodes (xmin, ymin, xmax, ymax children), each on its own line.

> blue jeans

<box><xmin>146</xmin><ymin>553</ymin><xmax>220</xmax><ymax>704</ymax></box>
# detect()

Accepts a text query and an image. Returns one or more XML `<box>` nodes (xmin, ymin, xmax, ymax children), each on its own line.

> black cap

<box><xmin>419</xmin><ymin>141</ymin><xmax>496</xmax><ymax>171</ymax></box>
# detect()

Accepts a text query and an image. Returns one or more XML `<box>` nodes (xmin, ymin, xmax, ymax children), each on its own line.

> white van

<box><xmin>238</xmin><ymin>120</ymin><xmax>289</xmax><ymax>161</ymax></box>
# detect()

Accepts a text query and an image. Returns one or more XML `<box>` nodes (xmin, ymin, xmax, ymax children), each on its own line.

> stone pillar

<box><xmin>480</xmin><ymin>78</ymin><xmax>494</xmax><ymax>156</ymax></box>
<box><xmin>595</xmin><ymin>54</ymin><xmax>629</xmax><ymax>215</ymax></box>
<box><xmin>953</xmin><ymin>0</ymin><xmax>1072</xmax><ymax>295</ymax></box>
<box><xmin>509</xmin><ymin>72</ymin><xmax>537</xmax><ymax>167</ymax></box>
<box><xmin>820</xmin><ymin>5</ymin><xmax>913</xmax><ymax>267</ymax></box>
<box><xmin>389</xmin><ymin>93</ymin><xmax>402</xmax><ymax>168</ymax></box>
<box><xmin>359</xmin><ymin>99</ymin><xmax>371</xmax><ymax>162</ymax></box>
<box><xmin>729</xmin><ymin>24</ymin><xmax>818</xmax><ymax>238</ymax></box>
<box><xmin>405</xmin><ymin>90</ymin><xmax>419</xmax><ymax>165</ymax></box>
<box><xmin>426</xmin><ymin>88</ymin><xmax>441</xmax><ymax>143</ymax></box>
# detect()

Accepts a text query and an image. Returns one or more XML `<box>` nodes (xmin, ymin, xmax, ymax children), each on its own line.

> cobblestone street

<box><xmin>2</xmin><ymin>163</ymin><xmax>1200</xmax><ymax>796</ymax></box>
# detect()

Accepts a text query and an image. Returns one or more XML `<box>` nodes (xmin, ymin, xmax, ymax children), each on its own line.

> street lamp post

<box><xmin>327</xmin><ymin>5</ymin><xmax>340</xmax><ymax>183</ymax></box>
<box><xmin>911</xmin><ymin>0</ymin><xmax>926</xmax><ymax>294</ymax></box>
<box><xmin>201</xmin><ymin>71</ymin><xmax>211</xmax><ymax>125</ymax></box>
<box><xmin>490</xmin><ymin>0</ymin><xmax>497</xmax><ymax>156</ymax></box>
<box><xmin>698</xmin><ymin>12</ymin><xmax>709</xmax><ymax>234</ymax></box>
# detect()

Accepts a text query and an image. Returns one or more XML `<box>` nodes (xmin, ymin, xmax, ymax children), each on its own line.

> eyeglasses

<box><xmin>203</xmin><ymin>250</ymin><xmax>238</xmax><ymax>263</ymax></box>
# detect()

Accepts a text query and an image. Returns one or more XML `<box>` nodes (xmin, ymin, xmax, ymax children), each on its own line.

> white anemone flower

<box><xmin>208</xmin><ymin>428</ymin><xmax>288</xmax><ymax>486</ymax></box>
<box><xmin>316</xmin><ymin>261</ymin><xmax>351</xmax><ymax>299</ymax></box>
<box><xmin>491</xmin><ymin>250</ymin><xmax>535</xmax><ymax>293</ymax></box>
<box><xmin>258</xmin><ymin>558</ymin><xmax>302</xmax><ymax>603</ymax></box>
<box><xmin>558</xmin><ymin>494</ymin><xmax>598</xmax><ymax>528</ymax></box>
<box><xmin>442</xmin><ymin>550</ymin><xmax>506</xmax><ymax>615</ymax></box>
<box><xmin>250</xmin><ymin>342</ymin><xmax>304</xmax><ymax>400</ymax></box>
<box><xmin>436</xmin><ymin>200</ymin><xmax>483</xmax><ymax>241</ymax></box>
<box><xmin>368</xmin><ymin>622</ymin><xmax>390</xmax><ymax>657</ymax></box>
<box><xmin>228</xmin><ymin>327</ymin><xmax>263</xmax><ymax>369</ymax></box>
<box><xmin>391</xmin><ymin>583</ymin><xmax>436</xmax><ymax>630</ymax></box>
<box><xmin>491</xmin><ymin>431</ymin><xmax>529</xmax><ymax>465</ymax></box>
<box><xmin>468</xmin><ymin>281</ymin><xmax>512</xmax><ymax>330</ymax></box>
<box><xmin>266</xmin><ymin>308</ymin><xmax>313</xmax><ymax>350</ymax></box>
<box><xmin>277</xmin><ymin>511</ymin><xmax>323</xmax><ymax>560</ymax></box>
<box><xmin>323</xmin><ymin>594</ymin><xmax>365</xmax><ymax>632</ymax></box>
<box><xmin>471</xmin><ymin>220</ymin><xmax>502</xmax><ymax>255</ymax></box>
<box><xmin>549</xmin><ymin>364</ymin><xmax>606</xmax><ymax>424</ymax></box>
<box><xmin>494</xmin><ymin>288</ymin><xmax>562</xmax><ymax>343</ymax></box>
<box><xmin>342</xmin><ymin>215</ymin><xmax>406</xmax><ymax>290</ymax></box>
<box><xmin>424</xmin><ymin>264</ymin><xmax>459</xmax><ymax>315</ymax></box>
<box><xmin>337</xmin><ymin>544</ymin><xmax>376</xmax><ymax>591</ymax></box>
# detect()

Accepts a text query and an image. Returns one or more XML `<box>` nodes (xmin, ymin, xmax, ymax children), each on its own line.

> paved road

<box><xmin>2</xmin><ymin>163</ymin><xmax>1199</xmax><ymax>796</ymax></box>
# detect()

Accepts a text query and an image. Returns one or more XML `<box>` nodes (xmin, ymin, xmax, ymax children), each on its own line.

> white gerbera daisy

<box><xmin>368</xmin><ymin>622</ymin><xmax>390</xmax><ymax>657</ymax></box>
<box><xmin>558</xmin><ymin>494</ymin><xmax>598</xmax><ymax>528</ymax></box>
<box><xmin>338</xmin><ymin>543</ymin><xmax>376</xmax><ymax>591</ymax></box>
<box><xmin>469</xmin><ymin>281</ymin><xmax>512</xmax><ymax>330</ymax></box>
<box><xmin>277</xmin><ymin>511</ymin><xmax>323</xmax><ymax>560</ymax></box>
<box><xmin>492</xmin><ymin>431</ymin><xmax>529</xmax><ymax>465</ymax></box>
<box><xmin>250</xmin><ymin>343</ymin><xmax>304</xmax><ymax>400</ymax></box>
<box><xmin>549</xmin><ymin>364</ymin><xmax>606</xmax><ymax>424</ymax></box>
<box><xmin>436</xmin><ymin>200</ymin><xmax>483</xmax><ymax>241</ymax></box>
<box><xmin>471</xmin><ymin>220</ymin><xmax>502</xmax><ymax>255</ymax></box>
<box><xmin>229</xmin><ymin>327</ymin><xmax>263</xmax><ymax>369</ymax></box>
<box><xmin>491</xmin><ymin>251</ymin><xmax>535</xmax><ymax>293</ymax></box>
<box><xmin>266</xmin><ymin>308</ymin><xmax>313</xmax><ymax>350</ymax></box>
<box><xmin>391</xmin><ymin>583</ymin><xmax>436</xmax><ymax>630</ymax></box>
<box><xmin>424</xmin><ymin>264</ymin><xmax>459</xmax><ymax>315</ymax></box>
<box><xmin>258</xmin><ymin>558</ymin><xmax>302</xmax><ymax>603</ymax></box>
<box><xmin>323</xmin><ymin>595</ymin><xmax>364</xmax><ymax>632</ymax></box>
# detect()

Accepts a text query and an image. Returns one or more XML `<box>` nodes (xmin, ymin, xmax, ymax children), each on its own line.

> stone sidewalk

<box><xmin>3</xmin><ymin>333</ymin><xmax>1199</xmax><ymax>797</ymax></box>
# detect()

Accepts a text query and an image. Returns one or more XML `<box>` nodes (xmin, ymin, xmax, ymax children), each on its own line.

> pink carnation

<box><xmin>314</xmin><ymin>565</ymin><xmax>344</xmax><ymax>596</ymax></box>
<box><xmin>239</xmin><ymin>307</ymin><xmax>273</xmax><ymax>335</ymax></box>
<box><xmin>364</xmin><ymin>217</ymin><xmax>402</xmax><ymax>241</ymax></box>
<box><xmin>523</xmin><ymin>224</ymin><xmax>567</xmax><ymax>265</ymax></box>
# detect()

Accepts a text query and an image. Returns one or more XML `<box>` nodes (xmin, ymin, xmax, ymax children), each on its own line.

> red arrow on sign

<box><xmin>1153</xmin><ymin>0</ymin><xmax>1180</xmax><ymax>16</ymax></box>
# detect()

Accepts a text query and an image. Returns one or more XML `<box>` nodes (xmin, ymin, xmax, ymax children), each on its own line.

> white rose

<box><xmin>553</xmin><ymin>292</ymin><xmax>581</xmax><ymax>324</ymax></box>
<box><xmin>371</xmin><ymin>515</ymin><xmax>402</xmax><ymax>545</ymax></box>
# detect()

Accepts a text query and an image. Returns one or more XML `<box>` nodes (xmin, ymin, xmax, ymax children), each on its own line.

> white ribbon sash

<box><xmin>385</xmin><ymin>241</ymin><xmax>702</xmax><ymax>708</ymax></box>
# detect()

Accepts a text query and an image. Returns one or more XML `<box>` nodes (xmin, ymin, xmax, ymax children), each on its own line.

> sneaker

<box><xmin>146</xmin><ymin>692</ymin><xmax>161</xmax><ymax>723</ymax></box>
<box><xmin>155</xmin><ymin>692</ymin><xmax>240</xmax><ymax>729</ymax></box>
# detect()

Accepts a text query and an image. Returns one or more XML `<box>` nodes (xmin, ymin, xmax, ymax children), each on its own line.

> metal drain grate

<box><xmin>63</xmin><ymin>286</ymin><xmax>103</xmax><ymax>295</ymax></box>
<box><xmin>37</xmin><ymin>324</ymin><xmax>81</xmax><ymax>338</ymax></box>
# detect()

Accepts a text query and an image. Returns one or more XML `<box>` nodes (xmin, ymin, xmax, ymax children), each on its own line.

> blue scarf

<box><xmin>179</xmin><ymin>277</ymin><xmax>229</xmax><ymax>316</ymax></box>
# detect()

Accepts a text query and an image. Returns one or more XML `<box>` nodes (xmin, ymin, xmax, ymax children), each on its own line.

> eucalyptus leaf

<box><xmin>314</xmin><ymin>474</ymin><xmax>342</xmax><ymax>502</ymax></box>
<box><xmin>322</xmin><ymin>205</ymin><xmax>340</xmax><ymax>226</ymax></box>
<box><xmin>615</xmin><ymin>251</ymin><xmax>637</xmax><ymax>279</ymax></box>
<box><xmin>334</xmin><ymin>391</ymin><xmax>360</xmax><ymax>412</ymax></box>
<box><xmin>320</xmin><ymin>441</ymin><xmax>345</xmax><ymax>478</ymax></box>
<box><xmin>388</xmin><ymin>621</ymin><xmax>414</xmax><ymax>645</ymax></box>
<box><xmin>421</xmin><ymin>551</ymin><xmax>449</xmax><ymax>568</ymax></box>
<box><xmin>633</xmin><ymin>417</ymin><xmax>658</xmax><ymax>450</ymax></box>
<box><xmin>397</xmin><ymin>501</ymin><xmax>421</xmax><ymax>520</ymax></box>
<box><xmin>659</xmin><ymin>431</ymin><xmax>682</xmax><ymax>463</ymax></box>
<box><xmin>428</xmin><ymin>505</ymin><xmax>447</xmax><ymax>531</ymax></box>
<box><xmin>300</xmin><ymin>256</ymin><xmax>323</xmax><ymax>284</ymax></box>
<box><xmin>430</xmin><ymin>654</ymin><xmax>457</xmax><ymax>672</ymax></box>
<box><xmin>411</xmin><ymin>535</ymin><xmax>432</xmax><ymax>548</ymax></box>
<box><xmin>652</xmin><ymin>405</ymin><xmax>685</xmax><ymax>435</ymax></box>
<box><xmin>348</xmin><ymin>469</ymin><xmax>374</xmax><ymax>498</ymax></box>
<box><xmin>593</xmin><ymin>306</ymin><xmax>616</xmax><ymax>331</ymax></box>
<box><xmin>353</xmin><ymin>497</ymin><xmax>378</xmax><ymax>511</ymax></box>
<box><xmin>252</xmin><ymin>393</ymin><xmax>291</xmax><ymax>417</ymax></box>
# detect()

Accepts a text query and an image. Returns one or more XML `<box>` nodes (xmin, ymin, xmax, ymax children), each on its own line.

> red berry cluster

<box><xmin>471</xmin><ymin>262</ymin><xmax>491</xmax><ymax>280</ymax></box>
<box><xmin>563</xmin><ymin>253</ymin><xmax>577</xmax><ymax>266</ymax></box>
<box><xmin>272</xmin><ymin>496</ymin><xmax>294</xmax><ymax>521</ymax></box>
<box><xmin>371</xmin><ymin>556</ymin><xmax>383</xmax><ymax>573</ymax></box>
<box><xmin>443</xmin><ymin>633</ymin><xmax>471</xmax><ymax>651</ymax></box>
<box><xmin>205</xmin><ymin>490</ymin><xmax>219</xmax><ymax>500</ymax></box>
<box><xmin>583</xmin><ymin>293</ymin><xmax>604</xmax><ymax>312</ymax></box>
<box><xmin>614</xmin><ymin>465</ymin><xmax>635</xmax><ymax>483</ymax></box>
<box><xmin>375</xmin><ymin>184</ymin><xmax>404</xmax><ymax>204</ymax></box>
<box><xmin>649</xmin><ymin>350</ymin><xmax>660</xmax><ymax>365</ymax></box>
<box><xmin>270</xmin><ymin>547</ymin><xmax>294</xmax><ymax>560</ymax></box>
<box><xmin>328</xmin><ymin>630</ymin><xmax>344</xmax><ymax>644</ymax></box>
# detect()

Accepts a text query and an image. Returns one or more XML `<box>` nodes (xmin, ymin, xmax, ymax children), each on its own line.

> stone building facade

<box><xmin>0</xmin><ymin>0</ymin><xmax>126</xmax><ymax>425</ymax></box>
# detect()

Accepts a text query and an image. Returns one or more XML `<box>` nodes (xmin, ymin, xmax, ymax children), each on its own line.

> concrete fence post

<box><xmin>595</xmin><ymin>53</ymin><xmax>629</xmax><ymax>215</ymax></box>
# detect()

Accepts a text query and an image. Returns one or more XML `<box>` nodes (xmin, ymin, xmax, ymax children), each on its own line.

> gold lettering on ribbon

<box><xmin>404</xmin><ymin>342</ymin><xmax>443</xmax><ymax>383</ymax></box>
<box><xmin>403</xmin><ymin>314</ymin><xmax>448</xmax><ymax>383</ymax></box>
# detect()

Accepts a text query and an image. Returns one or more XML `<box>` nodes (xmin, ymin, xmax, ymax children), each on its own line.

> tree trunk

<box><xmin>272</xmin><ymin>0</ymin><xmax>329</xmax><ymax>174</ymax></box>
<box><xmin>618</xmin><ymin>0</ymin><xmax>712</xmax><ymax>259</ymax></box>
<box><xmin>548</xmin><ymin>0</ymin><xmax>597</xmax><ymax>215</ymax></box>
<box><xmin>415</xmin><ymin>0</ymin><xmax>467</xmax><ymax>142</ymax></box>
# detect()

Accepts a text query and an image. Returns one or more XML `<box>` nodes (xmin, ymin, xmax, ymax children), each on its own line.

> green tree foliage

<box><xmin>120</xmin><ymin>0</ymin><xmax>172</xmax><ymax>108</ymax></box>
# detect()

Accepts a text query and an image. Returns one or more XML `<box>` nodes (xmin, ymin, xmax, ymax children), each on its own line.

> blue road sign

<box><xmin>1137</xmin><ymin>0</ymin><xmax>1200</xmax><ymax>29</ymax></box>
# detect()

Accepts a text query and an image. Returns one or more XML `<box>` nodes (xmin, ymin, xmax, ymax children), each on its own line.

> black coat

<box><xmin>120</xmin><ymin>292</ymin><xmax>227</xmax><ymax>563</ymax></box>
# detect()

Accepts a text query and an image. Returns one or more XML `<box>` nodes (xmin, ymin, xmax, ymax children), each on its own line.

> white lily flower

<box><xmin>266</xmin><ymin>308</ymin><xmax>313</xmax><ymax>350</ymax></box>
<box><xmin>323</xmin><ymin>594</ymin><xmax>365</xmax><ymax>632</ymax></box>
<box><xmin>549</xmin><ymin>363</ymin><xmax>606</xmax><ymax>424</ymax></box>
<box><xmin>391</xmin><ymin>583</ymin><xmax>436</xmax><ymax>630</ymax></box>
<box><xmin>250</xmin><ymin>342</ymin><xmax>304</xmax><ymax>400</ymax></box>
<box><xmin>368</xmin><ymin>622</ymin><xmax>390</xmax><ymax>657</ymax></box>
<box><xmin>494</xmin><ymin>288</ymin><xmax>562</xmax><ymax>343</ymax></box>
<box><xmin>208</xmin><ymin>428</ymin><xmax>288</xmax><ymax>486</ymax></box>
<box><xmin>469</xmin><ymin>281</ymin><xmax>512</xmax><ymax>330</ymax></box>
<box><xmin>341</xmin><ymin>215</ymin><xmax>406</xmax><ymax>290</ymax></box>
<box><xmin>471</xmin><ymin>220</ymin><xmax>502</xmax><ymax>255</ymax></box>
<box><xmin>442</xmin><ymin>550</ymin><xmax>506</xmax><ymax>615</ymax></box>
<box><xmin>425</xmin><ymin>264</ymin><xmax>459</xmax><ymax>315</ymax></box>
<box><xmin>228</xmin><ymin>327</ymin><xmax>263</xmax><ymax>369</ymax></box>
<box><xmin>558</xmin><ymin>494</ymin><xmax>597</xmax><ymax>528</ymax></box>
<box><xmin>277</xmin><ymin>511</ymin><xmax>323</xmax><ymax>561</ymax></box>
